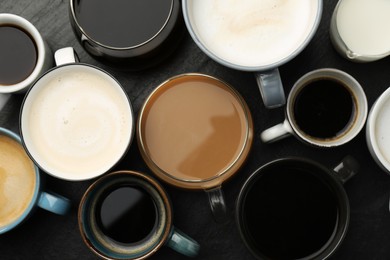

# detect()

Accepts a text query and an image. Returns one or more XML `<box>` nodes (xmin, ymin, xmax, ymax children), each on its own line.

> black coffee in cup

<box><xmin>293</xmin><ymin>78</ymin><xmax>356</xmax><ymax>139</ymax></box>
<box><xmin>73</xmin><ymin>0</ymin><xmax>173</xmax><ymax>48</ymax></box>
<box><xmin>237</xmin><ymin>158</ymin><xmax>354</xmax><ymax>260</ymax></box>
<box><xmin>0</xmin><ymin>25</ymin><xmax>37</xmax><ymax>85</ymax></box>
<box><xmin>242</xmin><ymin>166</ymin><xmax>338</xmax><ymax>259</ymax></box>
<box><xmin>95</xmin><ymin>184</ymin><xmax>157</xmax><ymax>244</ymax></box>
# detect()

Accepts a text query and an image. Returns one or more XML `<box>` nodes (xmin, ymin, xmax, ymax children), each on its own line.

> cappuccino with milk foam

<box><xmin>188</xmin><ymin>0</ymin><xmax>319</xmax><ymax>67</ymax></box>
<box><xmin>0</xmin><ymin>135</ymin><xmax>36</xmax><ymax>228</ymax></box>
<box><xmin>22</xmin><ymin>65</ymin><xmax>132</xmax><ymax>180</ymax></box>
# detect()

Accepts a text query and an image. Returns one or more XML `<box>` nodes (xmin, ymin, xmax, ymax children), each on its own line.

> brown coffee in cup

<box><xmin>138</xmin><ymin>73</ymin><xmax>253</xmax><ymax>221</ymax></box>
<box><xmin>138</xmin><ymin>74</ymin><xmax>252</xmax><ymax>187</ymax></box>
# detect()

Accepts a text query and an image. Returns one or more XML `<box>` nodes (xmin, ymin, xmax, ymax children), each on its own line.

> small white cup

<box><xmin>261</xmin><ymin>68</ymin><xmax>368</xmax><ymax>147</ymax></box>
<box><xmin>366</xmin><ymin>87</ymin><xmax>390</xmax><ymax>173</ymax></box>
<box><xmin>0</xmin><ymin>14</ymin><xmax>53</xmax><ymax>109</ymax></box>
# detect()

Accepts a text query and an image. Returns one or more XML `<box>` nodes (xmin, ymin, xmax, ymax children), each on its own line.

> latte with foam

<box><xmin>21</xmin><ymin>65</ymin><xmax>133</xmax><ymax>180</ymax></box>
<box><xmin>0</xmin><ymin>135</ymin><xmax>36</xmax><ymax>228</ymax></box>
<box><xmin>187</xmin><ymin>0</ymin><xmax>319</xmax><ymax>67</ymax></box>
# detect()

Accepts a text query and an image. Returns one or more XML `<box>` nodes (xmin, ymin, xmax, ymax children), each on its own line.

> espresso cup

<box><xmin>0</xmin><ymin>13</ymin><xmax>53</xmax><ymax>109</ymax></box>
<box><xmin>137</xmin><ymin>73</ymin><xmax>253</xmax><ymax>222</ymax></box>
<box><xmin>0</xmin><ymin>13</ymin><xmax>53</xmax><ymax>92</ymax></box>
<box><xmin>330</xmin><ymin>0</ymin><xmax>390</xmax><ymax>62</ymax></box>
<box><xmin>236</xmin><ymin>156</ymin><xmax>359</xmax><ymax>259</ymax></box>
<box><xmin>261</xmin><ymin>68</ymin><xmax>367</xmax><ymax>147</ymax></box>
<box><xmin>182</xmin><ymin>0</ymin><xmax>322</xmax><ymax>108</ymax></box>
<box><xmin>20</xmin><ymin>47</ymin><xmax>134</xmax><ymax>181</ymax></box>
<box><xmin>0</xmin><ymin>127</ymin><xmax>71</xmax><ymax>234</ymax></box>
<box><xmin>69</xmin><ymin>0</ymin><xmax>185</xmax><ymax>70</ymax></box>
<box><xmin>366</xmin><ymin>87</ymin><xmax>390</xmax><ymax>174</ymax></box>
<box><xmin>78</xmin><ymin>170</ymin><xmax>199</xmax><ymax>259</ymax></box>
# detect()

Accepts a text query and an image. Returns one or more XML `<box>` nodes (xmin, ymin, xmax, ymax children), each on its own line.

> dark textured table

<box><xmin>1</xmin><ymin>0</ymin><xmax>390</xmax><ymax>259</ymax></box>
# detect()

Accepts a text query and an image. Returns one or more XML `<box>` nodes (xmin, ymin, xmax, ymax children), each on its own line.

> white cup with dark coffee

<box><xmin>20</xmin><ymin>47</ymin><xmax>134</xmax><ymax>181</ymax></box>
<box><xmin>0</xmin><ymin>14</ymin><xmax>53</xmax><ymax>110</ymax></box>
<box><xmin>261</xmin><ymin>68</ymin><xmax>368</xmax><ymax>147</ymax></box>
<box><xmin>182</xmin><ymin>0</ymin><xmax>322</xmax><ymax>108</ymax></box>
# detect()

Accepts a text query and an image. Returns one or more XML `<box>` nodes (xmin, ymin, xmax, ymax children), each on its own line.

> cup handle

<box><xmin>54</xmin><ymin>47</ymin><xmax>80</xmax><ymax>66</ymax></box>
<box><xmin>260</xmin><ymin>119</ymin><xmax>293</xmax><ymax>143</ymax></box>
<box><xmin>205</xmin><ymin>186</ymin><xmax>227</xmax><ymax>223</ymax></box>
<box><xmin>255</xmin><ymin>68</ymin><xmax>286</xmax><ymax>109</ymax></box>
<box><xmin>332</xmin><ymin>156</ymin><xmax>359</xmax><ymax>184</ymax></box>
<box><xmin>37</xmin><ymin>191</ymin><xmax>71</xmax><ymax>215</ymax></box>
<box><xmin>166</xmin><ymin>227</ymin><xmax>200</xmax><ymax>257</ymax></box>
<box><xmin>0</xmin><ymin>94</ymin><xmax>11</xmax><ymax>112</ymax></box>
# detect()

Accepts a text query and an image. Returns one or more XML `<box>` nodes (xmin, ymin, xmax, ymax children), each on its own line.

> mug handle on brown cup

<box><xmin>205</xmin><ymin>186</ymin><xmax>227</xmax><ymax>223</ymax></box>
<box><xmin>255</xmin><ymin>68</ymin><xmax>286</xmax><ymax>109</ymax></box>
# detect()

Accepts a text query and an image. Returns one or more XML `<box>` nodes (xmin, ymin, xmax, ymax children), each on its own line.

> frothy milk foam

<box><xmin>189</xmin><ymin>0</ymin><xmax>318</xmax><ymax>67</ymax></box>
<box><xmin>336</xmin><ymin>0</ymin><xmax>390</xmax><ymax>56</ymax></box>
<box><xmin>22</xmin><ymin>66</ymin><xmax>132</xmax><ymax>179</ymax></box>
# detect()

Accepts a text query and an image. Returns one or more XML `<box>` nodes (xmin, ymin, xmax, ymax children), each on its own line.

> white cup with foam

<box><xmin>182</xmin><ymin>0</ymin><xmax>322</xmax><ymax>108</ymax></box>
<box><xmin>366</xmin><ymin>87</ymin><xmax>390</xmax><ymax>173</ymax></box>
<box><xmin>20</xmin><ymin>47</ymin><xmax>134</xmax><ymax>181</ymax></box>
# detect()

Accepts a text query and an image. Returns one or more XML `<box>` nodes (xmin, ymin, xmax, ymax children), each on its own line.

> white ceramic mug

<box><xmin>330</xmin><ymin>0</ymin><xmax>390</xmax><ymax>62</ymax></box>
<box><xmin>182</xmin><ymin>0</ymin><xmax>322</xmax><ymax>108</ymax></box>
<box><xmin>366</xmin><ymin>87</ymin><xmax>390</xmax><ymax>173</ymax></box>
<box><xmin>261</xmin><ymin>68</ymin><xmax>367</xmax><ymax>147</ymax></box>
<box><xmin>20</xmin><ymin>47</ymin><xmax>134</xmax><ymax>181</ymax></box>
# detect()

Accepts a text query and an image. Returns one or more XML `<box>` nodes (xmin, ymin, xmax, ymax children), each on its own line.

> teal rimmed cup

<box><xmin>0</xmin><ymin>127</ymin><xmax>71</xmax><ymax>234</ymax></box>
<box><xmin>78</xmin><ymin>170</ymin><xmax>199</xmax><ymax>259</ymax></box>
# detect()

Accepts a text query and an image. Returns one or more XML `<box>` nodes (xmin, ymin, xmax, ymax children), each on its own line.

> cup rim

<box><xmin>0</xmin><ymin>127</ymin><xmax>41</xmax><ymax>234</ymax></box>
<box><xmin>0</xmin><ymin>13</ymin><xmax>46</xmax><ymax>93</ymax></box>
<box><xmin>78</xmin><ymin>170</ymin><xmax>173</xmax><ymax>260</ymax></box>
<box><xmin>367</xmin><ymin>86</ymin><xmax>390</xmax><ymax>172</ymax></box>
<box><xmin>286</xmin><ymin>68</ymin><xmax>368</xmax><ymax>147</ymax></box>
<box><xmin>137</xmin><ymin>73</ymin><xmax>253</xmax><ymax>189</ymax></box>
<box><xmin>236</xmin><ymin>157</ymin><xmax>350</xmax><ymax>260</ymax></box>
<box><xmin>69</xmin><ymin>0</ymin><xmax>175</xmax><ymax>50</ymax></box>
<box><xmin>181</xmin><ymin>0</ymin><xmax>323</xmax><ymax>72</ymax></box>
<box><xmin>19</xmin><ymin>63</ymin><xmax>135</xmax><ymax>181</ymax></box>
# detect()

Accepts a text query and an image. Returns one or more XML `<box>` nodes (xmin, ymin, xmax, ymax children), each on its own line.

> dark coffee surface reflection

<box><xmin>243</xmin><ymin>166</ymin><xmax>339</xmax><ymax>259</ymax></box>
<box><xmin>74</xmin><ymin>0</ymin><xmax>172</xmax><ymax>48</ymax></box>
<box><xmin>96</xmin><ymin>185</ymin><xmax>157</xmax><ymax>244</ymax></box>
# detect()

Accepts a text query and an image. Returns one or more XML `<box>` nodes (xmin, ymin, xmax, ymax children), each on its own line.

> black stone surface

<box><xmin>1</xmin><ymin>0</ymin><xmax>390</xmax><ymax>259</ymax></box>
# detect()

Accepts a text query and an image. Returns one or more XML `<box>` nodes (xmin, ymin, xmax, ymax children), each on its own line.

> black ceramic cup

<box><xmin>69</xmin><ymin>0</ymin><xmax>185</xmax><ymax>70</ymax></box>
<box><xmin>236</xmin><ymin>157</ymin><xmax>358</xmax><ymax>260</ymax></box>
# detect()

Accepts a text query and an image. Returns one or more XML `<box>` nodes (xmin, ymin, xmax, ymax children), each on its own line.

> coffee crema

<box><xmin>0</xmin><ymin>25</ymin><xmax>37</xmax><ymax>85</ymax></box>
<box><xmin>188</xmin><ymin>0</ymin><xmax>319</xmax><ymax>67</ymax></box>
<box><xmin>0</xmin><ymin>135</ymin><xmax>36</xmax><ymax>228</ymax></box>
<box><xmin>22</xmin><ymin>66</ymin><xmax>132</xmax><ymax>179</ymax></box>
<box><xmin>139</xmin><ymin>75</ymin><xmax>249</xmax><ymax>182</ymax></box>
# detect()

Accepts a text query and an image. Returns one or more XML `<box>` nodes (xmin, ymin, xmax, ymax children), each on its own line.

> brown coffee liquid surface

<box><xmin>0</xmin><ymin>25</ymin><xmax>37</xmax><ymax>85</ymax></box>
<box><xmin>74</xmin><ymin>0</ymin><xmax>172</xmax><ymax>48</ymax></box>
<box><xmin>0</xmin><ymin>135</ymin><xmax>36</xmax><ymax>228</ymax></box>
<box><xmin>141</xmin><ymin>75</ymin><xmax>248</xmax><ymax>181</ymax></box>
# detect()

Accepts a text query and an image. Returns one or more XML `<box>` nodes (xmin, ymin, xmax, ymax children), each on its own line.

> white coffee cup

<box><xmin>182</xmin><ymin>0</ymin><xmax>322</xmax><ymax>108</ymax></box>
<box><xmin>0</xmin><ymin>14</ymin><xmax>53</xmax><ymax>109</ymax></box>
<box><xmin>330</xmin><ymin>0</ymin><xmax>390</xmax><ymax>62</ymax></box>
<box><xmin>261</xmin><ymin>68</ymin><xmax>367</xmax><ymax>147</ymax></box>
<box><xmin>366</xmin><ymin>87</ymin><xmax>390</xmax><ymax>173</ymax></box>
<box><xmin>20</xmin><ymin>47</ymin><xmax>134</xmax><ymax>181</ymax></box>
